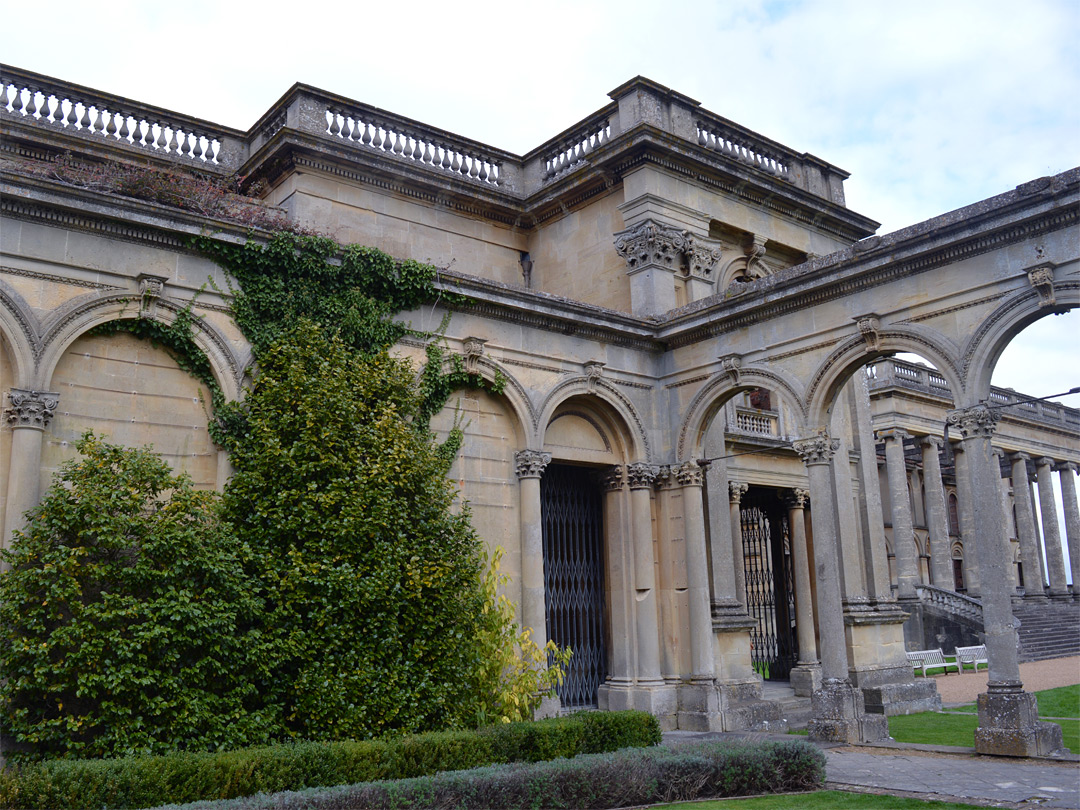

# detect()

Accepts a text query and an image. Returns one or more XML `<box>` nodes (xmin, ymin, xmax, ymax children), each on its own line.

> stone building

<box><xmin>1</xmin><ymin>64</ymin><xmax>1078</xmax><ymax>755</ymax></box>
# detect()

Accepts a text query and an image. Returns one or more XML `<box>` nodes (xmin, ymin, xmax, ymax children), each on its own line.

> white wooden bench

<box><xmin>955</xmin><ymin>644</ymin><xmax>989</xmax><ymax>672</ymax></box>
<box><xmin>906</xmin><ymin>648</ymin><xmax>961</xmax><ymax>677</ymax></box>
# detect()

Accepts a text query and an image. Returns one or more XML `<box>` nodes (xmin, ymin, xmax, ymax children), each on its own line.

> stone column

<box><xmin>921</xmin><ymin>436</ymin><xmax>953</xmax><ymax>590</ymax></box>
<box><xmin>785</xmin><ymin>488</ymin><xmax>821</xmax><ymax>696</ymax></box>
<box><xmin>951</xmin><ymin>440</ymin><xmax>981</xmax><ymax>595</ymax></box>
<box><xmin>599</xmin><ymin>466</ymin><xmax>633</xmax><ymax>686</ymax></box>
<box><xmin>1055</xmin><ymin>462</ymin><xmax>1080</xmax><ymax>599</ymax></box>
<box><xmin>946</xmin><ymin>405</ymin><xmax>1063</xmax><ymax>756</ymax></box>
<box><xmin>878</xmin><ymin>428</ymin><xmax>919</xmax><ymax>601</ymax></box>
<box><xmin>993</xmin><ymin>449</ymin><xmax>1018</xmax><ymax>592</ymax></box>
<box><xmin>3</xmin><ymin>390</ymin><xmax>59</xmax><ymax>552</ymax></box>
<box><xmin>793</xmin><ymin>432</ymin><xmax>888</xmax><ymax>744</ymax></box>
<box><xmin>514</xmin><ymin>449</ymin><xmax>551</xmax><ymax>648</ymax></box>
<box><xmin>729</xmin><ymin>481</ymin><xmax>749</xmax><ymax>607</ymax></box>
<box><xmin>1011</xmin><ymin>454</ymin><xmax>1046</xmax><ymax>599</ymax></box>
<box><xmin>626</xmin><ymin>462</ymin><xmax>663</xmax><ymax>685</ymax></box>
<box><xmin>674</xmin><ymin>461</ymin><xmax>723</xmax><ymax>730</ymax></box>
<box><xmin>849</xmin><ymin>374</ymin><xmax>892</xmax><ymax>604</ymax></box>
<box><xmin>1036</xmin><ymin>457</ymin><xmax>1070</xmax><ymax>600</ymax></box>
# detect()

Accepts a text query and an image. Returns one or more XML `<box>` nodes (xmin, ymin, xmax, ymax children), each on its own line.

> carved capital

<box><xmin>514</xmin><ymin>449</ymin><xmax>551</xmax><ymax>479</ymax></box>
<box><xmin>462</xmin><ymin>336</ymin><xmax>486</xmax><ymax>374</ymax></box>
<box><xmin>875</xmin><ymin>427</ymin><xmax>909</xmax><ymax>444</ymax></box>
<box><xmin>655</xmin><ymin>464</ymin><xmax>677</xmax><ymax>489</ymax></box>
<box><xmin>1010</xmin><ymin>450</ymin><xmax>1032</xmax><ymax>463</ymax></box>
<box><xmin>626</xmin><ymin>461</ymin><xmax>660</xmax><ymax>490</ymax></box>
<box><xmin>1035</xmin><ymin>456</ymin><xmax>1057</xmax><ymax>470</ymax></box>
<box><xmin>729</xmin><ymin>480</ymin><xmax>749</xmax><ymax>504</ymax></box>
<box><xmin>783</xmin><ymin>487</ymin><xmax>810</xmax><ymax>509</ymax></box>
<box><xmin>676</xmin><ymin>460</ymin><xmax>703</xmax><ymax>487</ymax></box>
<box><xmin>599</xmin><ymin>465</ymin><xmax>624</xmax><ymax>492</ymax></box>
<box><xmin>4</xmin><ymin>389</ymin><xmax>60</xmax><ymax>430</ymax></box>
<box><xmin>855</xmin><ymin>314</ymin><xmax>881</xmax><ymax>352</ymax></box>
<box><xmin>945</xmin><ymin>404</ymin><xmax>998</xmax><ymax>440</ymax></box>
<box><xmin>719</xmin><ymin>353</ymin><xmax>741</xmax><ymax>385</ymax></box>
<box><xmin>1055</xmin><ymin>461</ymin><xmax>1078</xmax><ymax>475</ymax></box>
<box><xmin>613</xmin><ymin>220</ymin><xmax>693</xmax><ymax>273</ymax></box>
<box><xmin>1027</xmin><ymin>264</ymin><xmax>1055</xmax><ymax>306</ymax></box>
<box><xmin>686</xmin><ymin>236</ymin><xmax>723</xmax><ymax>277</ymax></box>
<box><xmin>919</xmin><ymin>435</ymin><xmax>944</xmax><ymax>452</ymax></box>
<box><xmin>792</xmin><ymin>432</ymin><xmax>840</xmax><ymax>466</ymax></box>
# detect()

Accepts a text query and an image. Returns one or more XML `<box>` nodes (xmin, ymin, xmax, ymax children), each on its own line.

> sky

<box><xmin>2</xmin><ymin>0</ymin><xmax>1077</xmax><ymax>401</ymax></box>
<box><xmin>3</xmin><ymin>0</ymin><xmax>1078</xmax><ymax>576</ymax></box>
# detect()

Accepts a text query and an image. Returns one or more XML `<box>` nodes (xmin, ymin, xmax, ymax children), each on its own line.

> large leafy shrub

<box><xmin>221</xmin><ymin>320</ymin><xmax>492</xmax><ymax>739</ymax></box>
<box><xmin>0</xmin><ymin>434</ymin><xmax>270</xmax><ymax>759</ymax></box>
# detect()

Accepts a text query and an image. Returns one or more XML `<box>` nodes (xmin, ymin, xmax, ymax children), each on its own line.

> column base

<box><xmin>533</xmin><ymin>694</ymin><xmax>562</xmax><ymax>720</ymax></box>
<box><xmin>789</xmin><ymin>663</ymin><xmax>822</xmax><ymax>697</ymax></box>
<box><xmin>598</xmin><ymin>681</ymin><xmax>678</xmax><ymax>730</ymax></box>
<box><xmin>849</xmin><ymin>664</ymin><xmax>942</xmax><ymax>715</ymax></box>
<box><xmin>676</xmin><ymin>678</ymin><xmax>724</xmax><ymax>732</ymax></box>
<box><xmin>1048</xmin><ymin>589</ymin><xmax>1073</xmax><ymax>602</ymax></box>
<box><xmin>974</xmin><ymin>685</ymin><xmax>1065</xmax><ymax>757</ymax></box>
<box><xmin>674</xmin><ymin>678</ymin><xmax>788</xmax><ymax>732</ymax></box>
<box><xmin>807</xmin><ymin>679</ymin><xmax>889</xmax><ymax>744</ymax></box>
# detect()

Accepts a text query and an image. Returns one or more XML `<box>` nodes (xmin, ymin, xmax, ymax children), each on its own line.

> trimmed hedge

<box><xmin>0</xmin><ymin>711</ymin><xmax>661</xmax><ymax>810</ymax></box>
<box><xmin>151</xmin><ymin>739</ymin><xmax>826</xmax><ymax>810</ymax></box>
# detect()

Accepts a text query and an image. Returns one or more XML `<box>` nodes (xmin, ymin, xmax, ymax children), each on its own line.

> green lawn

<box><xmin>652</xmin><ymin>790</ymin><xmax>994</xmax><ymax>809</ymax></box>
<box><xmin>791</xmin><ymin>685</ymin><xmax>1079</xmax><ymax>752</ymax></box>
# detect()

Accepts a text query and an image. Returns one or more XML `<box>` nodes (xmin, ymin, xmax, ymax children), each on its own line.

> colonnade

<box><xmin>874</xmin><ymin>420</ymin><xmax>1080</xmax><ymax>604</ymax></box>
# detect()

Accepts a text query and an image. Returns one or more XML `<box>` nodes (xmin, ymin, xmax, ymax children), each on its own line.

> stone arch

<box><xmin>427</xmin><ymin>352</ymin><xmax>536</xmax><ymax>442</ymax></box>
<box><xmin>960</xmin><ymin>283</ymin><xmax>1078</xmax><ymax>407</ymax></box>
<box><xmin>36</xmin><ymin>292</ymin><xmax>244</xmax><ymax>401</ymax></box>
<box><xmin>536</xmin><ymin>377</ymin><xmax>648</xmax><ymax>461</ymax></box>
<box><xmin>0</xmin><ymin>282</ymin><xmax>39</xmax><ymax>389</ymax></box>
<box><xmin>805</xmin><ymin>325</ymin><xmax>962</xmax><ymax>428</ymax></box>
<box><xmin>677</xmin><ymin>364</ymin><xmax>806</xmax><ymax>462</ymax></box>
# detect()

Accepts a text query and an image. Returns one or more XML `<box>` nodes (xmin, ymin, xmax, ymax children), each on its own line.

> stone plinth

<box><xmin>598</xmin><ymin>681</ymin><xmax>679</xmax><ymax>729</ymax></box>
<box><xmin>975</xmin><ymin>686</ymin><xmax>1064</xmax><ymax>757</ymax></box>
<box><xmin>789</xmin><ymin>663</ymin><xmax>822</xmax><ymax>697</ymax></box>
<box><xmin>807</xmin><ymin>679</ymin><xmax>889</xmax><ymax>744</ymax></box>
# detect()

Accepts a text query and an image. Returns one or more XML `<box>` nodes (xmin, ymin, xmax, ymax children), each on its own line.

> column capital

<box><xmin>676</xmin><ymin>460</ymin><xmax>704</xmax><ymax>488</ymax></box>
<box><xmin>992</xmin><ymin>447</ymin><xmax>1007</xmax><ymax>460</ymax></box>
<box><xmin>919</xmin><ymin>434</ymin><xmax>944</xmax><ymax>452</ymax></box>
<box><xmin>1010</xmin><ymin>450</ymin><xmax>1032</xmax><ymax>463</ymax></box>
<box><xmin>945</xmin><ymin>403</ymin><xmax>998</xmax><ymax>440</ymax></box>
<box><xmin>729</xmin><ymin>480</ymin><xmax>749</xmax><ymax>503</ymax></box>
<box><xmin>783</xmin><ymin>488</ymin><xmax>810</xmax><ymax>509</ymax></box>
<box><xmin>1055</xmin><ymin>461</ymin><xmax>1078</xmax><ymax>475</ymax></box>
<box><xmin>1035</xmin><ymin>456</ymin><xmax>1057</xmax><ymax>469</ymax></box>
<box><xmin>875</xmin><ymin>427</ymin><xmax>910</xmax><ymax>443</ymax></box>
<box><xmin>612</xmin><ymin>219</ymin><xmax>692</xmax><ymax>274</ymax></box>
<box><xmin>514</xmin><ymin>449</ymin><xmax>552</xmax><ymax>479</ymax></box>
<box><xmin>4</xmin><ymin>389</ymin><xmax>60</xmax><ymax>430</ymax></box>
<box><xmin>793</xmin><ymin>432</ymin><xmax>840</xmax><ymax>466</ymax></box>
<box><xmin>626</xmin><ymin>461</ymin><xmax>660</xmax><ymax>490</ymax></box>
<box><xmin>599</xmin><ymin>465</ymin><xmax>625</xmax><ymax>492</ymax></box>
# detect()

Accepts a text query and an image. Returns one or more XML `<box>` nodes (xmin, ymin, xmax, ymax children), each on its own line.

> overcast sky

<box><xmin>3</xmin><ymin>0</ymin><xmax>1077</xmax><ymax>404</ymax></box>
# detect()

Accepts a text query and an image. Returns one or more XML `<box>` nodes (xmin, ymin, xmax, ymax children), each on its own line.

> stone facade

<box><xmin>2</xmin><ymin>64</ymin><xmax>1078</xmax><ymax>753</ymax></box>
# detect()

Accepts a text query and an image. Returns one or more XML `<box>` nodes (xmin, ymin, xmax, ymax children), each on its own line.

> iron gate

<box><xmin>541</xmin><ymin>463</ymin><xmax>607</xmax><ymax>708</ymax></box>
<box><xmin>741</xmin><ymin>489</ymin><xmax>798</xmax><ymax>680</ymax></box>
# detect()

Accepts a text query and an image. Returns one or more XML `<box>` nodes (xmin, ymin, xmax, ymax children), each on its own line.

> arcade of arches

<box><xmin>1</xmin><ymin>65</ymin><xmax>1078</xmax><ymax>756</ymax></box>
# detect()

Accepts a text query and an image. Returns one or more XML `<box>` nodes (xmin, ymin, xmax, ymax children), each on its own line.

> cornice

<box><xmin>658</xmin><ymin>179</ymin><xmax>1079</xmax><ymax>348</ymax></box>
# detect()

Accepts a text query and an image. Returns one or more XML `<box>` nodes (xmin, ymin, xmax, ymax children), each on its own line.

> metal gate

<box><xmin>541</xmin><ymin>463</ymin><xmax>607</xmax><ymax>708</ymax></box>
<box><xmin>741</xmin><ymin>489</ymin><xmax>798</xmax><ymax>680</ymax></box>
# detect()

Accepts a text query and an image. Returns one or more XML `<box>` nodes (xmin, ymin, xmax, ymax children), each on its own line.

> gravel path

<box><xmin>930</xmin><ymin>655</ymin><xmax>1080</xmax><ymax>704</ymax></box>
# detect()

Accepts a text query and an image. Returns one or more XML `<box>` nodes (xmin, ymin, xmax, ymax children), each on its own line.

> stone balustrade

<box><xmin>696</xmin><ymin>116</ymin><xmax>791</xmax><ymax>182</ymax></box>
<box><xmin>0</xmin><ymin>64</ymin><xmax>246</xmax><ymax>171</ymax></box>
<box><xmin>322</xmin><ymin>100</ymin><xmax>508</xmax><ymax>189</ymax></box>
<box><xmin>732</xmin><ymin>407</ymin><xmax>779</xmax><ymax>437</ymax></box>
<box><xmin>532</xmin><ymin>108</ymin><xmax>613</xmax><ymax>183</ymax></box>
<box><xmin>869</xmin><ymin>358</ymin><xmax>1079</xmax><ymax>433</ymax></box>
<box><xmin>915</xmin><ymin>583</ymin><xmax>984</xmax><ymax>624</ymax></box>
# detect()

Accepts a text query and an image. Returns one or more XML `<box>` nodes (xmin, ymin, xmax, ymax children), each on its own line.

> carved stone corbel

<box><xmin>138</xmin><ymin>274</ymin><xmax>167</xmax><ymax>319</ymax></box>
<box><xmin>1027</xmin><ymin>264</ymin><xmax>1056</xmax><ymax>307</ymax></box>
<box><xmin>855</xmin><ymin>314</ymin><xmax>881</xmax><ymax>352</ymax></box>
<box><xmin>583</xmin><ymin>360</ymin><xmax>605</xmax><ymax>391</ymax></box>
<box><xmin>462</xmin><ymin>337</ymin><xmax>487</xmax><ymax>374</ymax></box>
<box><xmin>720</xmin><ymin>354</ymin><xmax>741</xmax><ymax>385</ymax></box>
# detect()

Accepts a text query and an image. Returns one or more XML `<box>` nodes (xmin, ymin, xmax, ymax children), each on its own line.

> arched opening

<box><xmin>42</xmin><ymin>330</ymin><xmax>219</xmax><ymax>494</ymax></box>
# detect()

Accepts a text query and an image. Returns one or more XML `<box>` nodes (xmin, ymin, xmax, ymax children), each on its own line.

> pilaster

<box><xmin>3</xmin><ymin>389</ymin><xmax>59</xmax><ymax>554</ymax></box>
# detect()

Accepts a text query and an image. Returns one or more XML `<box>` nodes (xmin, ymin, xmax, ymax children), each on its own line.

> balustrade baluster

<box><xmin>61</xmin><ymin>98</ymin><xmax>75</xmax><ymax>126</ymax></box>
<box><xmin>118</xmin><ymin>114</ymin><xmax>131</xmax><ymax>141</ymax></box>
<box><xmin>153</xmin><ymin>122</ymin><xmax>165</xmax><ymax>149</ymax></box>
<box><xmin>166</xmin><ymin>127</ymin><xmax>178</xmax><ymax>153</ymax></box>
<box><xmin>25</xmin><ymin>88</ymin><xmax>38</xmax><ymax>117</ymax></box>
<box><xmin>105</xmin><ymin>110</ymin><xmax>118</xmax><ymax>137</ymax></box>
<box><xmin>361</xmin><ymin>121</ymin><xmax>373</xmax><ymax>145</ymax></box>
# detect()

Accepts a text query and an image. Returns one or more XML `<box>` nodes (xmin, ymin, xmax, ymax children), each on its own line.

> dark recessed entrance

<box><xmin>540</xmin><ymin>463</ymin><xmax>607</xmax><ymax>709</ymax></box>
<box><xmin>741</xmin><ymin>488</ymin><xmax>798</xmax><ymax>681</ymax></box>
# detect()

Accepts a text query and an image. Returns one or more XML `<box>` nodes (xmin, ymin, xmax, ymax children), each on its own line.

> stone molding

<box><xmin>626</xmin><ymin>462</ymin><xmax>660</xmax><ymax>490</ymax></box>
<box><xmin>4</xmin><ymin>388</ymin><xmax>60</xmax><ymax>430</ymax></box>
<box><xmin>793</xmin><ymin>432</ymin><xmax>840</xmax><ymax>465</ymax></box>
<box><xmin>946</xmin><ymin>404</ymin><xmax>998</xmax><ymax>440</ymax></box>
<box><xmin>514</xmin><ymin>449</ymin><xmax>551</xmax><ymax>479</ymax></box>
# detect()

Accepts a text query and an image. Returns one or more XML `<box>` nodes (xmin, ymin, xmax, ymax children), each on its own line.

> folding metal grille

<box><xmin>741</xmin><ymin>490</ymin><xmax>798</xmax><ymax>680</ymax></box>
<box><xmin>540</xmin><ymin>463</ymin><xmax>607</xmax><ymax>709</ymax></box>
